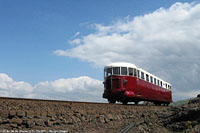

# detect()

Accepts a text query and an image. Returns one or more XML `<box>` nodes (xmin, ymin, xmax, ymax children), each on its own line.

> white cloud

<box><xmin>0</xmin><ymin>73</ymin><xmax>33</xmax><ymax>97</ymax></box>
<box><xmin>73</xmin><ymin>32</ymin><xmax>80</xmax><ymax>38</ymax></box>
<box><xmin>35</xmin><ymin>76</ymin><xmax>101</xmax><ymax>92</ymax></box>
<box><xmin>33</xmin><ymin>76</ymin><xmax>104</xmax><ymax>101</ymax></box>
<box><xmin>0</xmin><ymin>73</ymin><xmax>105</xmax><ymax>102</ymax></box>
<box><xmin>68</xmin><ymin>39</ymin><xmax>81</xmax><ymax>45</ymax></box>
<box><xmin>54</xmin><ymin>2</ymin><xmax>200</xmax><ymax>101</ymax></box>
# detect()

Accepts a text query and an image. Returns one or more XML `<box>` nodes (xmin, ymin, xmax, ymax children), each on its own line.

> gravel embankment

<box><xmin>0</xmin><ymin>97</ymin><xmax>200</xmax><ymax>133</ymax></box>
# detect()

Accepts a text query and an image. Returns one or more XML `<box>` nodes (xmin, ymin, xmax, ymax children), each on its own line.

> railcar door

<box><xmin>111</xmin><ymin>76</ymin><xmax>120</xmax><ymax>90</ymax></box>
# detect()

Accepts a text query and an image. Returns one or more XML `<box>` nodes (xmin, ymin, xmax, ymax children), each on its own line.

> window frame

<box><xmin>121</xmin><ymin>67</ymin><xmax>128</xmax><ymax>76</ymax></box>
<box><xmin>157</xmin><ymin>80</ymin><xmax>160</xmax><ymax>86</ymax></box>
<box><xmin>154</xmin><ymin>78</ymin><xmax>157</xmax><ymax>85</ymax></box>
<box><xmin>128</xmin><ymin>67</ymin><xmax>133</xmax><ymax>76</ymax></box>
<box><xmin>113</xmin><ymin>67</ymin><xmax>120</xmax><ymax>75</ymax></box>
<box><xmin>146</xmin><ymin>74</ymin><xmax>149</xmax><ymax>82</ymax></box>
<box><xmin>150</xmin><ymin>76</ymin><xmax>153</xmax><ymax>83</ymax></box>
<box><xmin>104</xmin><ymin>69</ymin><xmax>106</xmax><ymax>78</ymax></box>
<box><xmin>137</xmin><ymin>70</ymin><xmax>140</xmax><ymax>78</ymax></box>
<box><xmin>134</xmin><ymin>68</ymin><xmax>137</xmax><ymax>77</ymax></box>
<box><xmin>141</xmin><ymin>71</ymin><xmax>144</xmax><ymax>80</ymax></box>
<box><xmin>106</xmin><ymin>68</ymin><xmax>112</xmax><ymax>77</ymax></box>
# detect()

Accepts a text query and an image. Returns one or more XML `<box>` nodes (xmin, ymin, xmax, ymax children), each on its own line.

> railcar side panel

<box><xmin>136</xmin><ymin>78</ymin><xmax>172</xmax><ymax>102</ymax></box>
<box><xmin>103</xmin><ymin>75</ymin><xmax>172</xmax><ymax>103</ymax></box>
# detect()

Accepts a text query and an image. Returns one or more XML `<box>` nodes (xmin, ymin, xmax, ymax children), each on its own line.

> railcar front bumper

<box><xmin>124</xmin><ymin>91</ymin><xmax>136</xmax><ymax>97</ymax></box>
<box><xmin>103</xmin><ymin>90</ymin><xmax>125</xmax><ymax>99</ymax></box>
<box><xmin>103</xmin><ymin>90</ymin><xmax>136</xmax><ymax>99</ymax></box>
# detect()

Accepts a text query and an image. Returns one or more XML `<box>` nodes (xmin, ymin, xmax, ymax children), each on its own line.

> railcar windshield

<box><xmin>121</xmin><ymin>67</ymin><xmax>127</xmax><ymax>75</ymax></box>
<box><xmin>105</xmin><ymin>67</ymin><xmax>128</xmax><ymax>77</ymax></box>
<box><xmin>106</xmin><ymin>68</ymin><xmax>112</xmax><ymax>76</ymax></box>
<box><xmin>113</xmin><ymin>67</ymin><xmax>120</xmax><ymax>75</ymax></box>
<box><xmin>105</xmin><ymin>67</ymin><xmax>129</xmax><ymax>77</ymax></box>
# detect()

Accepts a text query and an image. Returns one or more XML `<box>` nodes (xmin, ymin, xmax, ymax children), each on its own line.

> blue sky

<box><xmin>0</xmin><ymin>0</ymin><xmax>200</xmax><ymax>102</ymax></box>
<box><xmin>0</xmin><ymin>0</ymin><xmax>188</xmax><ymax>83</ymax></box>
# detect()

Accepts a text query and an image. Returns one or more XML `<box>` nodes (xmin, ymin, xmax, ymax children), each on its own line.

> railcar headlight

<box><xmin>123</xmin><ymin>80</ymin><xmax>127</xmax><ymax>85</ymax></box>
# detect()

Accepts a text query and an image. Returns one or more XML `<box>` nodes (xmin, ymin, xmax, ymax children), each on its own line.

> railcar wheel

<box><xmin>135</xmin><ymin>101</ymin><xmax>138</xmax><ymax>105</ymax></box>
<box><xmin>163</xmin><ymin>102</ymin><xmax>169</xmax><ymax>106</ymax></box>
<box><xmin>166</xmin><ymin>103</ymin><xmax>169</xmax><ymax>106</ymax></box>
<box><xmin>122</xmin><ymin>101</ymin><xmax>128</xmax><ymax>105</ymax></box>
<box><xmin>108</xmin><ymin>99</ymin><xmax>116</xmax><ymax>104</ymax></box>
<box><xmin>154</xmin><ymin>102</ymin><xmax>161</xmax><ymax>106</ymax></box>
<box><xmin>121</xmin><ymin>97</ymin><xmax>128</xmax><ymax>105</ymax></box>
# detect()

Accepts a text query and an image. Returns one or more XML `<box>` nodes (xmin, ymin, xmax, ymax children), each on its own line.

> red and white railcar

<box><xmin>103</xmin><ymin>62</ymin><xmax>172</xmax><ymax>105</ymax></box>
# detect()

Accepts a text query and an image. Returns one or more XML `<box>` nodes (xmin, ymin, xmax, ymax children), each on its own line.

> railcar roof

<box><xmin>105</xmin><ymin>62</ymin><xmax>137</xmax><ymax>69</ymax></box>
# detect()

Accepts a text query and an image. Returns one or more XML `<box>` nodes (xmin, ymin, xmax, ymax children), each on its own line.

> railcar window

<box><xmin>128</xmin><ymin>68</ymin><xmax>133</xmax><ymax>76</ymax></box>
<box><xmin>165</xmin><ymin>84</ymin><xmax>167</xmax><ymax>89</ymax></box>
<box><xmin>137</xmin><ymin>70</ymin><xmax>140</xmax><ymax>78</ymax></box>
<box><xmin>154</xmin><ymin>78</ymin><xmax>157</xmax><ymax>85</ymax></box>
<box><xmin>169</xmin><ymin>85</ymin><xmax>171</xmax><ymax>90</ymax></box>
<box><xmin>158</xmin><ymin>80</ymin><xmax>160</xmax><ymax>86</ymax></box>
<box><xmin>146</xmin><ymin>74</ymin><xmax>149</xmax><ymax>82</ymax></box>
<box><xmin>141</xmin><ymin>72</ymin><xmax>144</xmax><ymax>79</ymax></box>
<box><xmin>134</xmin><ymin>68</ymin><xmax>137</xmax><ymax>76</ymax></box>
<box><xmin>121</xmin><ymin>67</ymin><xmax>127</xmax><ymax>75</ymax></box>
<box><xmin>161</xmin><ymin>81</ymin><xmax>162</xmax><ymax>87</ymax></box>
<box><xmin>113</xmin><ymin>67</ymin><xmax>120</xmax><ymax>75</ymax></box>
<box><xmin>104</xmin><ymin>69</ymin><xmax>106</xmax><ymax>77</ymax></box>
<box><xmin>150</xmin><ymin>76</ymin><xmax>153</xmax><ymax>83</ymax></box>
<box><xmin>107</xmin><ymin>68</ymin><xmax>112</xmax><ymax>76</ymax></box>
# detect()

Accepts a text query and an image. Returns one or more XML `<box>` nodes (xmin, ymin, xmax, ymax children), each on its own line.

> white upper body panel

<box><xmin>105</xmin><ymin>62</ymin><xmax>137</xmax><ymax>69</ymax></box>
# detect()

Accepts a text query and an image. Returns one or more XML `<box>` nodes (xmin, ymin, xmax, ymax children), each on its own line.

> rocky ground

<box><xmin>158</xmin><ymin>97</ymin><xmax>200</xmax><ymax>133</ymax></box>
<box><xmin>0</xmin><ymin>96</ymin><xmax>200</xmax><ymax>133</ymax></box>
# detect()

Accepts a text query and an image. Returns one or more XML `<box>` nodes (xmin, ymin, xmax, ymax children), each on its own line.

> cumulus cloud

<box><xmin>54</xmin><ymin>2</ymin><xmax>200</xmax><ymax>101</ymax></box>
<box><xmin>33</xmin><ymin>76</ymin><xmax>104</xmax><ymax>102</ymax></box>
<box><xmin>69</xmin><ymin>39</ymin><xmax>81</xmax><ymax>45</ymax></box>
<box><xmin>0</xmin><ymin>73</ymin><xmax>105</xmax><ymax>102</ymax></box>
<box><xmin>0</xmin><ymin>73</ymin><xmax>33</xmax><ymax>98</ymax></box>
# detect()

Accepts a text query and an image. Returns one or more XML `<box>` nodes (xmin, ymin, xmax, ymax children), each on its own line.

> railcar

<box><xmin>103</xmin><ymin>62</ymin><xmax>172</xmax><ymax>105</ymax></box>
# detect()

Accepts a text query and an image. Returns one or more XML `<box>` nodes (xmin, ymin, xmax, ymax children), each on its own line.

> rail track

<box><xmin>0</xmin><ymin>96</ymin><xmax>169</xmax><ymax>108</ymax></box>
<box><xmin>0</xmin><ymin>96</ymin><xmax>109</xmax><ymax>105</ymax></box>
<box><xmin>0</xmin><ymin>97</ymin><xmax>168</xmax><ymax>110</ymax></box>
